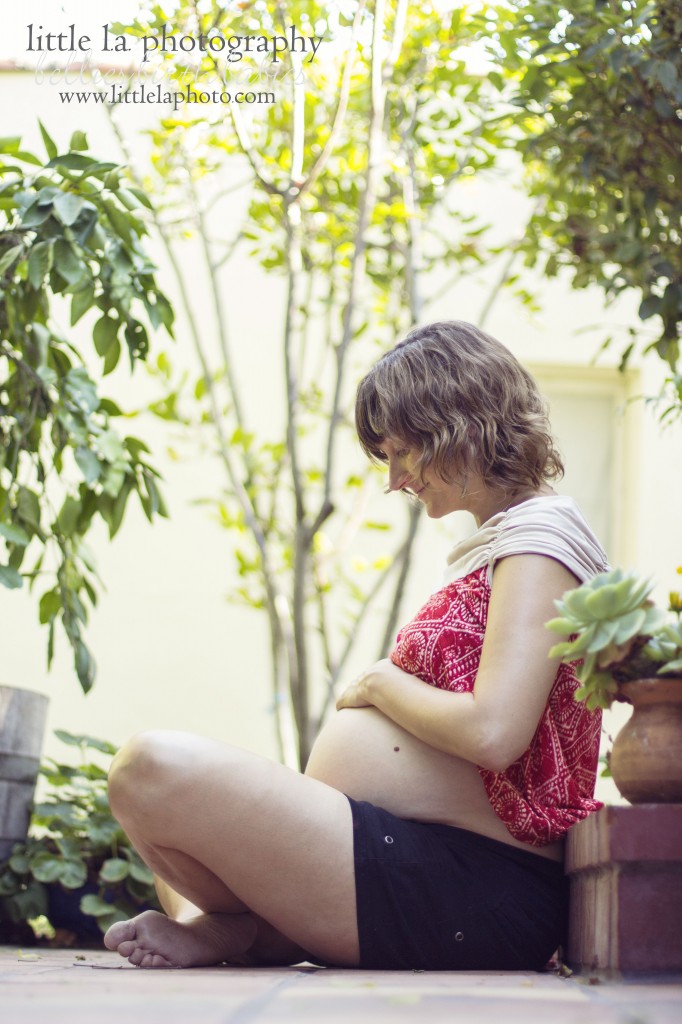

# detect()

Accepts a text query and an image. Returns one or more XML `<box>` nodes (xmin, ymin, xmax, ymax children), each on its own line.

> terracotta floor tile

<box><xmin>1</xmin><ymin>947</ymin><xmax>681</xmax><ymax>1024</ymax></box>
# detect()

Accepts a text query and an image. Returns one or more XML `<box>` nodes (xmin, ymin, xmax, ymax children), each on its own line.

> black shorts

<box><xmin>348</xmin><ymin>797</ymin><xmax>569</xmax><ymax>971</ymax></box>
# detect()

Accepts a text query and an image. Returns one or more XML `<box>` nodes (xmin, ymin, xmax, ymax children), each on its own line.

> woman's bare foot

<box><xmin>104</xmin><ymin>909</ymin><xmax>258</xmax><ymax>968</ymax></box>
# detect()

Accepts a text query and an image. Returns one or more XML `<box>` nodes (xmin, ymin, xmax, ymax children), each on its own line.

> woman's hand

<box><xmin>336</xmin><ymin>658</ymin><xmax>403</xmax><ymax>710</ymax></box>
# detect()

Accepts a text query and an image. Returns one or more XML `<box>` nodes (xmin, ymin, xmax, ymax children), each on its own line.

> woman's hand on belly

<box><xmin>335</xmin><ymin>658</ymin><xmax>396</xmax><ymax>711</ymax></box>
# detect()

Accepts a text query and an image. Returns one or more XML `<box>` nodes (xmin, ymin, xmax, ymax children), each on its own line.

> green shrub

<box><xmin>0</xmin><ymin>730</ymin><xmax>159</xmax><ymax>944</ymax></box>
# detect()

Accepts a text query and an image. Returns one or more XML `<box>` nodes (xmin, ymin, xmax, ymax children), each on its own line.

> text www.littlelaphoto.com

<box><xmin>57</xmin><ymin>84</ymin><xmax>276</xmax><ymax>110</ymax></box>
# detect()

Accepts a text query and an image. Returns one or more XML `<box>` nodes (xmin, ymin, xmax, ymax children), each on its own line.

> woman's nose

<box><xmin>388</xmin><ymin>460</ymin><xmax>410</xmax><ymax>492</ymax></box>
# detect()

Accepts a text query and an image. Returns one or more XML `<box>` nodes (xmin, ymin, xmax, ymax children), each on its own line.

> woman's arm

<box><xmin>336</xmin><ymin>554</ymin><xmax>578</xmax><ymax>772</ymax></box>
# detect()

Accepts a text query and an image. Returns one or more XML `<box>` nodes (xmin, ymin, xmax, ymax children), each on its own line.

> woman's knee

<box><xmin>108</xmin><ymin>730</ymin><xmax>187</xmax><ymax>822</ymax></box>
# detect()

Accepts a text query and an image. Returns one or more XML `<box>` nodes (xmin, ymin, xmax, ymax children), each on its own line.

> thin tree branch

<box><xmin>377</xmin><ymin>502</ymin><xmax>421</xmax><ymax>658</ymax></box>
<box><xmin>186</xmin><ymin>172</ymin><xmax>249</xmax><ymax>434</ymax></box>
<box><xmin>478</xmin><ymin>198</ymin><xmax>544</xmax><ymax>327</ymax></box>
<box><xmin>212</xmin><ymin>231</ymin><xmax>245</xmax><ymax>271</ymax></box>
<box><xmin>314</xmin><ymin>503</ymin><xmax>422</xmax><ymax>728</ymax></box>
<box><xmin>283</xmin><ymin>210</ymin><xmax>306</xmax><ymax>522</ymax></box>
<box><xmin>477</xmin><ymin>246</ymin><xmax>519</xmax><ymax>329</ymax></box>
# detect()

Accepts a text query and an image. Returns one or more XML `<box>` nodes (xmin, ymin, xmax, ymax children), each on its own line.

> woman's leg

<box><xmin>103</xmin><ymin>730</ymin><xmax>360</xmax><ymax>969</ymax></box>
<box><xmin>118</xmin><ymin>846</ymin><xmax>310</xmax><ymax>966</ymax></box>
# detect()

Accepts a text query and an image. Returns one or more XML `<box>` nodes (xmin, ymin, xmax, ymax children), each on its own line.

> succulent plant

<box><xmin>546</xmin><ymin>568</ymin><xmax>682</xmax><ymax>709</ymax></box>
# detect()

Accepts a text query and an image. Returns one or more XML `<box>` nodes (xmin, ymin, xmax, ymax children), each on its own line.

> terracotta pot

<box><xmin>610</xmin><ymin>677</ymin><xmax>682</xmax><ymax>803</ymax></box>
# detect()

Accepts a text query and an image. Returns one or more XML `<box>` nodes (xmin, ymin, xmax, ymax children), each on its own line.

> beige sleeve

<box><xmin>488</xmin><ymin>498</ymin><xmax>609</xmax><ymax>584</ymax></box>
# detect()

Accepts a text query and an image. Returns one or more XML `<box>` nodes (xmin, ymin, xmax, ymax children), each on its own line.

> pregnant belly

<box><xmin>305</xmin><ymin>706</ymin><xmax>499</xmax><ymax>833</ymax></box>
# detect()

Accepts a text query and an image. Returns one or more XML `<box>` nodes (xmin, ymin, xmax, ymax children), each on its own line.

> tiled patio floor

<box><xmin>1</xmin><ymin>947</ymin><xmax>681</xmax><ymax>1024</ymax></box>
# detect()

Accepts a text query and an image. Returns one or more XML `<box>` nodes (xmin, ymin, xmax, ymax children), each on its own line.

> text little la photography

<box><xmin>27</xmin><ymin>23</ymin><xmax>324</xmax><ymax>64</ymax></box>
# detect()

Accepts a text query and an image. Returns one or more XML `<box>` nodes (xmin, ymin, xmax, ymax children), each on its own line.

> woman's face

<box><xmin>380</xmin><ymin>438</ymin><xmax>473</xmax><ymax>519</ymax></box>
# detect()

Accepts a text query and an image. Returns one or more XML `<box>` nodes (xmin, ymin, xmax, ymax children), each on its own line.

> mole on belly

<box><xmin>393</xmin><ymin>746</ymin><xmax>400</xmax><ymax>752</ymax></box>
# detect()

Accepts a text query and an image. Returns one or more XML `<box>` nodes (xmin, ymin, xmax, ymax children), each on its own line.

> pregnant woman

<box><xmin>104</xmin><ymin>320</ymin><xmax>607</xmax><ymax>971</ymax></box>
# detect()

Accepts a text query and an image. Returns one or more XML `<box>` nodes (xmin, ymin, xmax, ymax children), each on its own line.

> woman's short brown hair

<box><xmin>355</xmin><ymin>320</ymin><xmax>564</xmax><ymax>491</ymax></box>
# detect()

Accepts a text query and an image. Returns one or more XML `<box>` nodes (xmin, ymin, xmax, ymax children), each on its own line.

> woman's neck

<box><xmin>466</xmin><ymin>481</ymin><xmax>556</xmax><ymax>528</ymax></box>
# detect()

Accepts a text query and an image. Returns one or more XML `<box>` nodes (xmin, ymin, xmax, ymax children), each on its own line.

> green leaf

<box><xmin>99</xmin><ymin>858</ymin><xmax>130</xmax><ymax>884</ymax></box>
<box><xmin>39</xmin><ymin>589</ymin><xmax>62</xmax><ymax>624</ymax></box>
<box><xmin>8</xmin><ymin>544</ymin><xmax>25</xmax><ymax>571</ymax></box>
<box><xmin>69</xmin><ymin>130</ymin><xmax>88</xmax><ymax>152</ymax></box>
<box><xmin>93</xmin><ymin>315</ymin><xmax>119</xmax><ymax>356</ymax></box>
<box><xmin>117</xmin><ymin>189</ymin><xmax>143</xmax><ymax>211</ymax></box>
<box><xmin>98</xmin><ymin>398</ymin><xmax>123</xmax><ymax>417</ymax></box>
<box><xmin>75</xmin><ymin>447</ymin><xmax>101</xmax><ymax>485</ymax></box>
<box><xmin>47</xmin><ymin>620</ymin><xmax>55</xmax><ymax>667</ymax></box>
<box><xmin>13</xmin><ymin>150</ymin><xmax>42</xmax><ymax>167</ymax></box>
<box><xmin>57</xmin><ymin>496</ymin><xmax>81</xmax><ymax>536</ymax></box>
<box><xmin>59</xmin><ymin>858</ymin><xmax>88</xmax><ymax>889</ymax></box>
<box><xmin>103</xmin><ymin>198</ymin><xmax>133</xmax><ymax>243</ymax></box>
<box><xmin>80</xmin><ymin>894</ymin><xmax>116</xmax><ymax>917</ymax></box>
<box><xmin>97</xmin><ymin>430</ymin><xmax>126</xmax><ymax>463</ymax></box>
<box><xmin>0</xmin><ymin>523</ymin><xmax>30</xmax><ymax>546</ymax></box>
<box><xmin>0</xmin><ymin>565</ymin><xmax>23</xmax><ymax>589</ymax></box>
<box><xmin>102</xmin><ymin>338</ymin><xmax>121</xmax><ymax>375</ymax></box>
<box><xmin>75</xmin><ymin>639</ymin><xmax>95</xmax><ymax>693</ymax></box>
<box><xmin>65</xmin><ymin>367</ymin><xmax>99</xmax><ymax>414</ymax></box>
<box><xmin>127</xmin><ymin>187</ymin><xmax>153</xmax><ymax>209</ymax></box>
<box><xmin>127</xmin><ymin>858</ymin><xmax>154</xmax><ymax>885</ymax></box>
<box><xmin>39</xmin><ymin>121</ymin><xmax>58</xmax><ymax>160</ymax></box>
<box><xmin>70</xmin><ymin>282</ymin><xmax>96</xmax><ymax>325</ymax></box>
<box><xmin>53</xmin><ymin>730</ymin><xmax>116</xmax><ymax>755</ymax></box>
<box><xmin>653</xmin><ymin>60</ymin><xmax>678</xmax><ymax>93</ymax></box>
<box><xmin>124</xmin><ymin>437</ymin><xmax>151</xmax><ymax>458</ymax></box>
<box><xmin>0</xmin><ymin>244</ymin><xmax>22</xmax><ymax>275</ymax></box>
<box><xmin>46</xmin><ymin>153</ymin><xmax>95</xmax><ymax>171</ymax></box>
<box><xmin>55</xmin><ymin>836</ymin><xmax>85</xmax><ymax>861</ymax></box>
<box><xmin>0</xmin><ymin>135</ymin><xmax>21</xmax><ymax>154</ymax></box>
<box><xmin>9</xmin><ymin>849</ymin><xmax>30</xmax><ymax>874</ymax></box>
<box><xmin>53</xmin><ymin>191</ymin><xmax>85</xmax><ymax>226</ymax></box>
<box><xmin>31</xmin><ymin>852</ymin><xmax>64</xmax><ymax>884</ymax></box>
<box><xmin>639</xmin><ymin>294</ymin><xmax>661</xmax><ymax>320</ymax></box>
<box><xmin>19</xmin><ymin>199</ymin><xmax>53</xmax><ymax>229</ymax></box>
<box><xmin>28</xmin><ymin>240</ymin><xmax>53</xmax><ymax>289</ymax></box>
<box><xmin>53</xmin><ymin>238</ymin><xmax>84</xmax><ymax>285</ymax></box>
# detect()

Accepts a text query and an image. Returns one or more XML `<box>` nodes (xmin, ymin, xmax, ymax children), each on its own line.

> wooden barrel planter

<box><xmin>0</xmin><ymin>686</ymin><xmax>49</xmax><ymax>862</ymax></box>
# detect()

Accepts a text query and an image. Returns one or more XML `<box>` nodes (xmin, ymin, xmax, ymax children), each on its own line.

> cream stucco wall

<box><xmin>1</xmin><ymin>64</ymin><xmax>680</xmax><ymax>809</ymax></box>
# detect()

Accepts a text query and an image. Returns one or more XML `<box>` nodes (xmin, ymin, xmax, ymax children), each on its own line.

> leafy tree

<box><xmin>488</xmin><ymin>0</ymin><xmax>682</xmax><ymax>411</ymax></box>
<box><xmin>109</xmin><ymin>0</ymin><xmax>523</xmax><ymax>766</ymax></box>
<box><xmin>0</xmin><ymin>127</ymin><xmax>173</xmax><ymax>691</ymax></box>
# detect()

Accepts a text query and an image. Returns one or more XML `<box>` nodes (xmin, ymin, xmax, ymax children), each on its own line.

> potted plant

<box><xmin>546</xmin><ymin>567</ymin><xmax>682</xmax><ymax>802</ymax></box>
<box><xmin>0</xmin><ymin>731</ymin><xmax>159</xmax><ymax>946</ymax></box>
<box><xmin>0</xmin><ymin>124</ymin><xmax>172</xmax><ymax>856</ymax></box>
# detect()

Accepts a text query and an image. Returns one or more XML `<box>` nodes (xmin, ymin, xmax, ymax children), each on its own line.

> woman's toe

<box><xmin>104</xmin><ymin>919</ymin><xmax>136</xmax><ymax>951</ymax></box>
<box><xmin>151</xmin><ymin>954</ymin><xmax>174</xmax><ymax>968</ymax></box>
<box><xmin>129</xmin><ymin>946</ymin><xmax>149</xmax><ymax>967</ymax></box>
<box><xmin>115</xmin><ymin>940</ymin><xmax>138</xmax><ymax>958</ymax></box>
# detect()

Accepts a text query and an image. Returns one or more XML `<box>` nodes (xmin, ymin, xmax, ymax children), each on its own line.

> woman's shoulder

<box><xmin>499</xmin><ymin>493</ymin><xmax>592</xmax><ymax>531</ymax></box>
<box><xmin>491</xmin><ymin>494</ymin><xmax>609</xmax><ymax>583</ymax></box>
<box><xmin>445</xmin><ymin>494</ymin><xmax>609</xmax><ymax>585</ymax></box>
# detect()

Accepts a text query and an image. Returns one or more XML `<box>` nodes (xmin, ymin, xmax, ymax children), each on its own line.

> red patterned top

<box><xmin>390</xmin><ymin>497</ymin><xmax>606</xmax><ymax>847</ymax></box>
